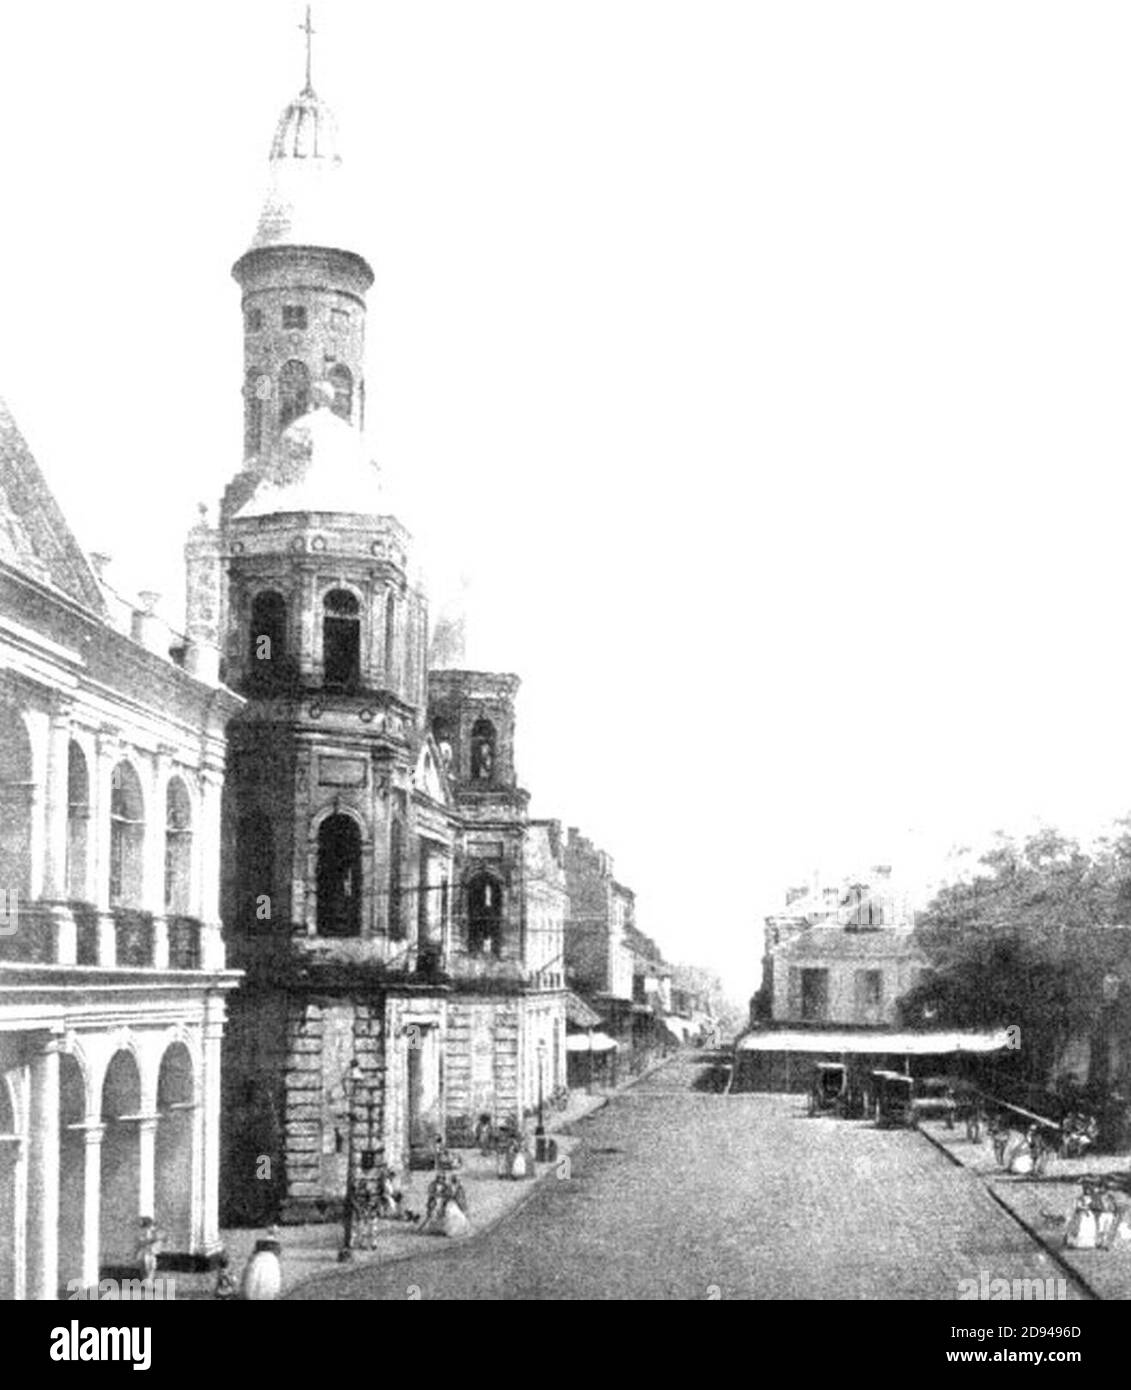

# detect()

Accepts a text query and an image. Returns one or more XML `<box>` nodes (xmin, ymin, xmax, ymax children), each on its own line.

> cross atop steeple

<box><xmin>300</xmin><ymin>4</ymin><xmax>316</xmax><ymax>95</ymax></box>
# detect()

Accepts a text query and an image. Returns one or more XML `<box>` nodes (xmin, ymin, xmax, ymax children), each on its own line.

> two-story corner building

<box><xmin>0</xmin><ymin>399</ymin><xmax>242</xmax><ymax>1298</ymax></box>
<box><xmin>760</xmin><ymin>868</ymin><xmax>925</xmax><ymax>1028</ymax></box>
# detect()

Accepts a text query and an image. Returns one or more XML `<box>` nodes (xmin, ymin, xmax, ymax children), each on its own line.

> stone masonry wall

<box><xmin>280</xmin><ymin>994</ymin><xmax>387</xmax><ymax>1222</ymax></box>
<box><xmin>443</xmin><ymin>996</ymin><xmax>521</xmax><ymax>1144</ymax></box>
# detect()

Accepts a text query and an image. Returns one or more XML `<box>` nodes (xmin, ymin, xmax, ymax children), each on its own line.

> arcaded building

<box><xmin>198</xmin><ymin>43</ymin><xmax>564</xmax><ymax>1224</ymax></box>
<box><xmin>0</xmin><ymin>399</ymin><xmax>241</xmax><ymax>1297</ymax></box>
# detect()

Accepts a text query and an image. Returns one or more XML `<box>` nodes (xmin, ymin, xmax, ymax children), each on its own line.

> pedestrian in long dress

<box><xmin>1065</xmin><ymin>1182</ymin><xmax>1098</xmax><ymax>1250</ymax></box>
<box><xmin>240</xmin><ymin>1227</ymin><xmax>282</xmax><ymax>1300</ymax></box>
<box><xmin>135</xmin><ymin>1217</ymin><xmax>161</xmax><ymax>1285</ymax></box>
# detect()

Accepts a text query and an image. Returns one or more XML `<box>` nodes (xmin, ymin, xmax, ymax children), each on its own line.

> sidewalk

<box><xmin>917</xmin><ymin>1118</ymin><xmax>1131</xmax><ymax>1300</ymax></box>
<box><xmin>173</xmin><ymin>1065</ymin><xmax>665</xmax><ymax>1300</ymax></box>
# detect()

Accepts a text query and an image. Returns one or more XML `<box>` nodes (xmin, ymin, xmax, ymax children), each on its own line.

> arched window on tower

<box><xmin>249</xmin><ymin>591</ymin><xmax>287</xmax><ymax>681</ymax></box>
<box><xmin>328</xmin><ymin>364</ymin><xmax>353</xmax><ymax>422</ymax></box>
<box><xmin>164</xmin><ymin>778</ymin><xmax>193</xmax><ymax>916</ymax></box>
<box><xmin>322</xmin><ymin>589</ymin><xmax>361</xmax><ymax>688</ymax></box>
<box><xmin>316</xmin><ymin>814</ymin><xmax>362</xmax><ymax>937</ymax></box>
<box><xmin>278</xmin><ymin>360</ymin><xmax>310</xmax><ymax>430</ymax></box>
<box><xmin>467</xmin><ymin>873</ymin><xmax>503</xmax><ymax>956</ymax></box>
<box><xmin>470</xmin><ymin>719</ymin><xmax>496</xmax><ymax>782</ymax></box>
<box><xmin>244</xmin><ymin>369</ymin><xmax>264</xmax><ymax>456</ymax></box>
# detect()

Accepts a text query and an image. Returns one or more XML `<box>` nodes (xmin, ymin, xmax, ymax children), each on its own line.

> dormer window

<box><xmin>323</xmin><ymin>589</ymin><xmax>361</xmax><ymax>688</ymax></box>
<box><xmin>282</xmin><ymin>305</ymin><xmax>307</xmax><ymax>330</ymax></box>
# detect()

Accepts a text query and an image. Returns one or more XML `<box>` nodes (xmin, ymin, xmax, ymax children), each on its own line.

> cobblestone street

<box><xmin>288</xmin><ymin>1055</ymin><xmax>1087</xmax><ymax>1300</ymax></box>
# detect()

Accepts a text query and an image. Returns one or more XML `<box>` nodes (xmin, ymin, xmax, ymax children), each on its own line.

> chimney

<box><xmin>132</xmin><ymin>590</ymin><xmax>165</xmax><ymax>655</ymax></box>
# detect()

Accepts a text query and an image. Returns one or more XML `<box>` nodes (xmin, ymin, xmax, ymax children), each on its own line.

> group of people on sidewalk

<box><xmin>955</xmin><ymin>1099</ymin><xmax>1131</xmax><ymax>1255</ymax></box>
<box><xmin>1064</xmin><ymin>1177</ymin><xmax>1131</xmax><ymax>1252</ymax></box>
<box><xmin>188</xmin><ymin>1121</ymin><xmax>557</xmax><ymax>1298</ymax></box>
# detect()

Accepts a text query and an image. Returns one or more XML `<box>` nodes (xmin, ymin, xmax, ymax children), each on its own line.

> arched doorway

<box><xmin>99</xmin><ymin>1050</ymin><xmax>141</xmax><ymax>1271</ymax></box>
<box><xmin>316</xmin><ymin>815</ymin><xmax>362</xmax><ymax>937</ymax></box>
<box><xmin>0</xmin><ymin>1077</ymin><xmax>19</xmax><ymax>1300</ymax></box>
<box><xmin>57</xmin><ymin>1054</ymin><xmax>86</xmax><ymax>1291</ymax></box>
<box><xmin>155</xmin><ymin>1044</ymin><xmax>194</xmax><ymax>1255</ymax></box>
<box><xmin>0</xmin><ymin>705</ymin><xmax>33</xmax><ymax>898</ymax></box>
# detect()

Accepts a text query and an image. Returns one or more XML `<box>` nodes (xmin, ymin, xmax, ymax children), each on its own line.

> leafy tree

<box><xmin>898</xmin><ymin>826</ymin><xmax>1130</xmax><ymax>1084</ymax></box>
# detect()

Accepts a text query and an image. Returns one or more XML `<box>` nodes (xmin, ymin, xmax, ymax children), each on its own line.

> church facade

<box><xmin>190</xmin><ymin>49</ymin><xmax>565</xmax><ymax>1224</ymax></box>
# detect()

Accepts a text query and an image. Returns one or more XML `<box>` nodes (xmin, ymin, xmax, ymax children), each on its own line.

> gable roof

<box><xmin>0</xmin><ymin>397</ymin><xmax>106</xmax><ymax>614</ymax></box>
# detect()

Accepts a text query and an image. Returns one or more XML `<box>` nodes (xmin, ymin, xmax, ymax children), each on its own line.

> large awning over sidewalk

<box><xmin>736</xmin><ymin>1028</ymin><xmax>1013</xmax><ymax>1055</ymax></box>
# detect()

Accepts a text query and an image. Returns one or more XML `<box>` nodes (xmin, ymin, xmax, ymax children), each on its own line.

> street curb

<box><xmin>915</xmin><ymin>1123</ymin><xmax>1102</xmax><ymax>1302</ymax></box>
<box><xmin>280</xmin><ymin>1055</ymin><xmax>685</xmax><ymax>1297</ymax></box>
<box><xmin>280</xmin><ymin>1142</ymin><xmax>575</xmax><ymax>1299</ymax></box>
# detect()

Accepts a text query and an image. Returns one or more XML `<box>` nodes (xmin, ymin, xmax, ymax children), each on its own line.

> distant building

<box><xmin>563</xmin><ymin>830</ymin><xmax>635</xmax><ymax>1004</ymax></box>
<box><xmin>758</xmin><ymin>868</ymin><xmax>925</xmax><ymax>1027</ymax></box>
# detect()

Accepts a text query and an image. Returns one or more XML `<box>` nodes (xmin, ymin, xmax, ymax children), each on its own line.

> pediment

<box><xmin>412</xmin><ymin>736</ymin><xmax>450</xmax><ymax>805</ymax></box>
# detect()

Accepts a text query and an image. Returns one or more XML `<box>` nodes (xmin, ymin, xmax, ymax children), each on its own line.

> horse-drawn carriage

<box><xmin>809</xmin><ymin>1061</ymin><xmax>850</xmax><ymax>1117</ymax></box>
<box><xmin>872</xmin><ymin>1070</ymin><xmax>917</xmax><ymax>1128</ymax></box>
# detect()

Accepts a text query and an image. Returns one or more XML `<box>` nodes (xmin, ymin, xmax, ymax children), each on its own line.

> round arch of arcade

<box><xmin>54</xmin><ymin>1028</ymin><xmax>202</xmax><ymax>1291</ymax></box>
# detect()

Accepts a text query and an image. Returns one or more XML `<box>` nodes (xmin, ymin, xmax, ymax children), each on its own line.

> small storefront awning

<box><xmin>565</xmin><ymin>992</ymin><xmax>602</xmax><ymax>1029</ymax></box>
<box><xmin>566</xmin><ymin>1032</ymin><xmax>618</xmax><ymax>1053</ymax></box>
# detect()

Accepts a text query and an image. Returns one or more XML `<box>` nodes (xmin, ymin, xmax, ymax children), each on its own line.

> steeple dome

<box><xmin>249</xmin><ymin>84</ymin><xmax>356</xmax><ymax>254</ymax></box>
<box><xmin>230</xmin><ymin>6</ymin><xmax>373</xmax><ymax>482</ymax></box>
<box><xmin>244</xmin><ymin>8</ymin><xmax>363</xmax><ymax>258</ymax></box>
<box><xmin>268</xmin><ymin>87</ymin><xmax>341</xmax><ymax>163</ymax></box>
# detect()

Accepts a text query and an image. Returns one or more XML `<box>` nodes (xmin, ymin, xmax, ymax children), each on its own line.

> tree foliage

<box><xmin>898</xmin><ymin>824</ymin><xmax>1131</xmax><ymax>1077</ymax></box>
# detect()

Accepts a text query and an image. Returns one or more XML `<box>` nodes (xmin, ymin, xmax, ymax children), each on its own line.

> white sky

<box><xmin>2</xmin><ymin>1</ymin><xmax>1131</xmax><ymax>1003</ymax></box>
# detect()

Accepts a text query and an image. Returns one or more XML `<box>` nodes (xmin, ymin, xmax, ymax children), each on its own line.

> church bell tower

<box><xmin>212</xmin><ymin>10</ymin><xmax>450</xmax><ymax>1225</ymax></box>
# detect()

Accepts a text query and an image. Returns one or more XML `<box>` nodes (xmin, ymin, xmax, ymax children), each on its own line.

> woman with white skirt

<box><xmin>240</xmin><ymin>1228</ymin><xmax>283</xmax><ymax>1300</ymax></box>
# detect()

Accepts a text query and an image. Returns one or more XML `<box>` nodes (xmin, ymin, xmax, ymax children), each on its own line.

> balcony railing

<box><xmin>168</xmin><ymin>916</ymin><xmax>202</xmax><ymax>970</ymax></box>
<box><xmin>0</xmin><ymin>905</ymin><xmax>54</xmax><ymax>964</ymax></box>
<box><xmin>0</xmin><ymin>901</ymin><xmax>209</xmax><ymax>970</ymax></box>
<box><xmin>113</xmin><ymin>909</ymin><xmax>154</xmax><ymax>968</ymax></box>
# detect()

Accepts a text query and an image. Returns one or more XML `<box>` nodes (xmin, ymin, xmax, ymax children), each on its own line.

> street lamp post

<box><xmin>535</xmin><ymin>1038</ymin><xmax>547</xmax><ymax>1162</ymax></box>
<box><xmin>338</xmin><ymin>1057</ymin><xmax>362</xmax><ymax>1263</ymax></box>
